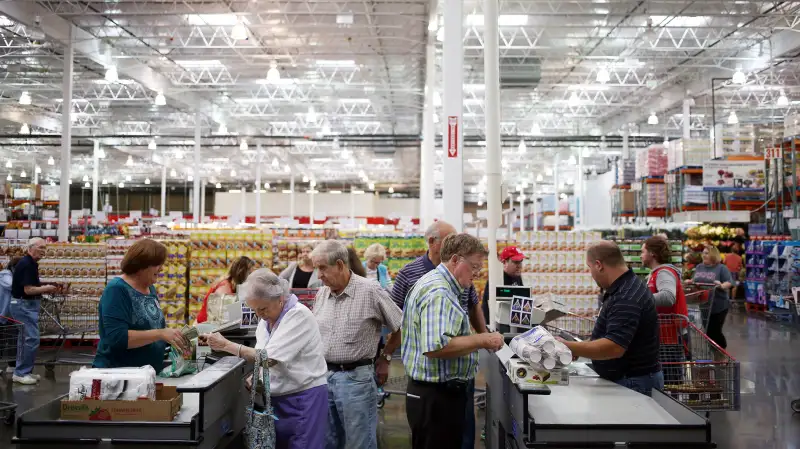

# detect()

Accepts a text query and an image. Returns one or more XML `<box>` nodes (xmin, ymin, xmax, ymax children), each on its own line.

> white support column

<box><xmin>160</xmin><ymin>164</ymin><xmax>167</xmax><ymax>216</ymax></box>
<box><xmin>58</xmin><ymin>25</ymin><xmax>74</xmax><ymax>242</ymax></box>
<box><xmin>350</xmin><ymin>186</ymin><xmax>356</xmax><ymax>223</ymax></box>
<box><xmin>309</xmin><ymin>190</ymin><xmax>315</xmax><ymax>224</ymax></box>
<box><xmin>419</xmin><ymin>13</ymin><xmax>436</xmax><ymax>229</ymax></box>
<box><xmin>484</xmin><ymin>0</ymin><xmax>501</xmax><ymax>327</ymax></box>
<box><xmin>192</xmin><ymin>114</ymin><xmax>201</xmax><ymax>223</ymax></box>
<box><xmin>554</xmin><ymin>155</ymin><xmax>560</xmax><ymax>232</ymax></box>
<box><xmin>519</xmin><ymin>194</ymin><xmax>525</xmax><ymax>234</ymax></box>
<box><xmin>442</xmin><ymin>0</ymin><xmax>464</xmax><ymax>231</ymax></box>
<box><xmin>240</xmin><ymin>187</ymin><xmax>246</xmax><ymax>222</ymax></box>
<box><xmin>289</xmin><ymin>176</ymin><xmax>295</xmax><ymax>219</ymax></box>
<box><xmin>92</xmin><ymin>141</ymin><xmax>99</xmax><ymax>214</ymax></box>
<box><xmin>32</xmin><ymin>156</ymin><xmax>38</xmax><ymax>186</ymax></box>
<box><xmin>532</xmin><ymin>191</ymin><xmax>538</xmax><ymax>232</ymax></box>
<box><xmin>255</xmin><ymin>145</ymin><xmax>263</xmax><ymax>225</ymax></box>
<box><xmin>200</xmin><ymin>180</ymin><xmax>206</xmax><ymax>222</ymax></box>
<box><xmin>578</xmin><ymin>153</ymin><xmax>584</xmax><ymax>227</ymax></box>
<box><xmin>682</xmin><ymin>98</ymin><xmax>691</xmax><ymax>141</ymax></box>
<box><xmin>622</xmin><ymin>127</ymin><xmax>630</xmax><ymax>160</ymax></box>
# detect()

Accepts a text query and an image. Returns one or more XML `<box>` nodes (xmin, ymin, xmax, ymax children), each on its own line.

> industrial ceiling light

<box><xmin>230</xmin><ymin>21</ymin><xmax>248</xmax><ymax>40</ymax></box>
<box><xmin>648</xmin><ymin>111</ymin><xmax>659</xmax><ymax>125</ymax></box>
<box><xmin>567</xmin><ymin>154</ymin><xmax>577</xmax><ymax>165</ymax></box>
<box><xmin>283</xmin><ymin>165</ymin><xmax>290</xmax><ymax>173</ymax></box>
<box><xmin>777</xmin><ymin>90</ymin><xmax>790</xmax><ymax>107</ymax></box>
<box><xmin>216</xmin><ymin>182</ymin><xmax>222</xmax><ymax>188</ymax></box>
<box><xmin>5</xmin><ymin>174</ymin><xmax>10</xmax><ymax>181</ymax></box>
<box><xmin>47</xmin><ymin>156</ymin><xmax>54</xmax><ymax>166</ymax></box>
<box><xmin>154</xmin><ymin>92</ymin><xmax>166</xmax><ymax>106</ymax></box>
<box><xmin>436</xmin><ymin>26</ymin><xmax>444</xmax><ymax>42</ymax></box>
<box><xmin>332</xmin><ymin>137</ymin><xmax>340</xmax><ymax>149</ymax></box>
<box><xmin>271</xmin><ymin>157</ymin><xmax>279</xmax><ymax>168</ymax></box>
<box><xmin>727</xmin><ymin>110</ymin><xmax>739</xmax><ymax>125</ymax></box>
<box><xmin>144</xmin><ymin>178</ymin><xmax>150</xmax><ymax>185</ymax></box>
<box><xmin>322</xmin><ymin>122</ymin><xmax>332</xmax><ymax>135</ymax></box>
<box><xmin>434</xmin><ymin>91</ymin><xmax>442</xmax><ymax>107</ymax></box>
<box><xmin>174</xmin><ymin>149</ymin><xmax>184</xmax><ymax>160</ymax></box>
<box><xmin>545</xmin><ymin>167</ymin><xmax>553</xmax><ymax>176</ymax></box>
<box><xmin>35</xmin><ymin>166</ymin><xmax>41</xmax><ymax>174</ymax></box>
<box><xmin>126</xmin><ymin>155</ymin><xmax>134</xmax><ymax>166</ymax></box>
<box><xmin>167</xmin><ymin>168</ymin><xmax>175</xmax><ymax>177</ymax></box>
<box><xmin>84</xmin><ymin>182</ymin><xmax>91</xmax><ymax>188</ymax></box>
<box><xmin>264</xmin><ymin>182</ymin><xmax>270</xmax><ymax>189</ymax></box>
<box><xmin>433</xmin><ymin>114</ymin><xmax>439</xmax><ymax>124</ymax></box>
<box><xmin>105</xmin><ymin>66</ymin><xmax>119</xmax><ymax>83</ymax></box>
<box><xmin>341</xmin><ymin>148</ymin><xmax>351</xmax><ymax>159</ymax></box>
<box><xmin>568</xmin><ymin>91</ymin><xmax>580</xmax><ymax>106</ymax></box>
<box><xmin>470</xmin><ymin>186</ymin><xmax>477</xmax><ymax>193</ymax></box>
<box><xmin>302</xmin><ymin>175</ymin><xmax>309</xmax><ymax>183</ymax></box>
<box><xmin>518</xmin><ymin>139</ymin><xmax>526</xmax><ymax>153</ymax></box>
<box><xmin>536</xmin><ymin>173</ymin><xmax>543</xmax><ymax>182</ymax></box>
<box><xmin>148</xmin><ymin>139</ymin><xmax>157</xmax><ymax>150</ymax></box>
<box><xmin>582</xmin><ymin>147</ymin><xmax>592</xmax><ymax>157</ymax></box>
<box><xmin>97</xmin><ymin>148</ymin><xmax>106</xmax><ymax>159</ymax></box>
<box><xmin>477</xmin><ymin>200</ymin><xmax>484</xmax><ymax>207</ymax></box>
<box><xmin>19</xmin><ymin>123</ymin><xmax>29</xmax><ymax>135</ymax></box>
<box><xmin>102</xmin><ymin>178</ymin><xmax>108</xmax><ymax>185</ymax></box>
<box><xmin>49</xmin><ymin>180</ymin><xmax>55</xmax><ymax>186</ymax></box>
<box><xmin>218</xmin><ymin>123</ymin><xmax>228</xmax><ymax>134</ymax></box>
<box><xmin>266</xmin><ymin>61</ymin><xmax>280</xmax><ymax>83</ymax></box>
<box><xmin>119</xmin><ymin>182</ymin><xmax>125</xmax><ymax>188</ymax></box>
<box><xmin>242</xmin><ymin>157</ymin><xmax>249</xmax><ymax>166</ymax></box>
<box><xmin>388</xmin><ymin>186</ymin><xmax>395</xmax><ymax>194</ymax></box>
<box><xmin>20</xmin><ymin>170</ymin><xmax>26</xmax><ymax>178</ymax></box>
<box><xmin>368</xmin><ymin>182</ymin><xmax>375</xmax><ymax>190</ymax></box>
<box><xmin>82</xmin><ymin>175</ymin><xmax>89</xmax><ymax>182</ymax></box>
<box><xmin>596</xmin><ymin>67</ymin><xmax>611</xmax><ymax>84</ymax></box>
<box><xmin>240</xmin><ymin>139</ymin><xmax>248</xmax><ymax>151</ymax></box>
<box><xmin>4</xmin><ymin>161</ymin><xmax>10</xmax><ymax>169</ymax></box>
<box><xmin>125</xmin><ymin>175</ymin><xmax>132</xmax><ymax>181</ymax></box>
<box><xmin>306</xmin><ymin>106</ymin><xmax>317</xmax><ymax>123</ymax></box>
<box><xmin>732</xmin><ymin>66</ymin><xmax>746</xmax><ymax>85</ymax></box>
<box><xmin>19</xmin><ymin>91</ymin><xmax>31</xmax><ymax>105</ymax></box>
<box><xmin>531</xmin><ymin>123</ymin><xmax>542</xmax><ymax>136</ymax></box>
<box><xmin>188</xmin><ymin>175</ymin><xmax>194</xmax><ymax>182</ymax></box>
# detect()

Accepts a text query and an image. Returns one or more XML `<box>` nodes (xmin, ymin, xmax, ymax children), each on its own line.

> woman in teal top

<box><xmin>93</xmin><ymin>239</ymin><xmax>188</xmax><ymax>371</ymax></box>
<box><xmin>363</xmin><ymin>243</ymin><xmax>392</xmax><ymax>290</ymax></box>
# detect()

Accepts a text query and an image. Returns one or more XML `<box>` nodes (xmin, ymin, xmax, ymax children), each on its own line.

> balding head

<box><xmin>425</xmin><ymin>220</ymin><xmax>457</xmax><ymax>265</ymax></box>
<box><xmin>586</xmin><ymin>241</ymin><xmax>629</xmax><ymax>290</ymax></box>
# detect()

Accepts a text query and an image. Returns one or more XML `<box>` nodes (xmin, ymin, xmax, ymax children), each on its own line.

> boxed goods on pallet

<box><xmin>616</xmin><ymin>159</ymin><xmax>636</xmax><ymax>185</ymax></box>
<box><xmin>667</xmin><ymin>139</ymin><xmax>710</xmax><ymax>170</ymax></box>
<box><xmin>647</xmin><ymin>184</ymin><xmax>668</xmax><ymax>209</ymax></box>
<box><xmin>635</xmin><ymin>145</ymin><xmax>668</xmax><ymax>178</ymax></box>
<box><xmin>683</xmin><ymin>185</ymin><xmax>709</xmax><ymax>205</ymax></box>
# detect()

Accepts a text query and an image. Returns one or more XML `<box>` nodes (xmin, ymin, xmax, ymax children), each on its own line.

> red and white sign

<box><xmin>764</xmin><ymin>147</ymin><xmax>783</xmax><ymax>160</ymax></box>
<box><xmin>447</xmin><ymin>116</ymin><xmax>459</xmax><ymax>158</ymax></box>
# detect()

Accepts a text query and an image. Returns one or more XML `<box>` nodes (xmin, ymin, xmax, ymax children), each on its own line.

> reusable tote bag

<box><xmin>245</xmin><ymin>348</ymin><xmax>276</xmax><ymax>449</ymax></box>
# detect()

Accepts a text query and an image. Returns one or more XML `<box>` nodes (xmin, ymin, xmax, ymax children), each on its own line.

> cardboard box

<box><xmin>620</xmin><ymin>191</ymin><xmax>635</xmax><ymax>212</ymax></box>
<box><xmin>60</xmin><ymin>384</ymin><xmax>182</xmax><ymax>422</ymax></box>
<box><xmin>507</xmin><ymin>359</ymin><xmax>569</xmax><ymax>386</ymax></box>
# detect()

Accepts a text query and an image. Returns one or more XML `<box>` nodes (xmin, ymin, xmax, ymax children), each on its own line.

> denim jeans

<box><xmin>9</xmin><ymin>298</ymin><xmax>40</xmax><ymax>376</ymax></box>
<box><xmin>326</xmin><ymin>365</ymin><xmax>377</xmax><ymax>449</ymax></box>
<box><xmin>615</xmin><ymin>371</ymin><xmax>665</xmax><ymax>397</ymax></box>
<box><xmin>461</xmin><ymin>378</ymin><xmax>475</xmax><ymax>449</ymax></box>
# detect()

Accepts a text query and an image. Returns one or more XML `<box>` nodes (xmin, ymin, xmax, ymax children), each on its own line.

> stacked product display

<box><xmin>616</xmin><ymin>159</ymin><xmax>636</xmax><ymax>185</ymax></box>
<box><xmin>746</xmin><ymin>237</ymin><xmax>800</xmax><ymax>311</ymax></box>
<box><xmin>156</xmin><ymin>238</ymin><xmax>190</xmax><ymax>329</ymax></box>
<box><xmin>635</xmin><ymin>144</ymin><xmax>668</xmax><ymax>179</ymax></box>
<box><xmin>667</xmin><ymin>138</ymin><xmax>709</xmax><ymax>170</ymax></box>
<box><xmin>39</xmin><ymin>243</ymin><xmax>107</xmax><ymax>298</ymax></box>
<box><xmin>612</xmin><ymin>239</ymin><xmax>684</xmax><ymax>278</ymax></box>
<box><xmin>273</xmin><ymin>228</ymin><xmax>325</xmax><ymax>274</ymax></box>
<box><xmin>353</xmin><ymin>233</ymin><xmax>427</xmax><ymax>278</ymax></box>
<box><xmin>745</xmin><ymin>238</ymin><xmax>770</xmax><ymax>308</ymax></box>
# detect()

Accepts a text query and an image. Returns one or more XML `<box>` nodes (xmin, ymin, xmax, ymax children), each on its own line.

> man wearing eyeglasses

<box><xmin>401</xmin><ymin>233</ymin><xmax>504</xmax><ymax>449</ymax></box>
<box><xmin>482</xmin><ymin>246</ymin><xmax>526</xmax><ymax>328</ymax></box>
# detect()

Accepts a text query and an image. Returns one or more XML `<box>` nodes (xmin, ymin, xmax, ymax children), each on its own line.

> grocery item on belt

<box><xmin>68</xmin><ymin>366</ymin><xmax>157</xmax><ymax>401</ymax></box>
<box><xmin>510</xmin><ymin>325</ymin><xmax>573</xmax><ymax>372</ymax></box>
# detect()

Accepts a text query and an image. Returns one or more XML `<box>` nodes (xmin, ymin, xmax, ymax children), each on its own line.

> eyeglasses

<box><xmin>459</xmin><ymin>257</ymin><xmax>482</xmax><ymax>275</ymax></box>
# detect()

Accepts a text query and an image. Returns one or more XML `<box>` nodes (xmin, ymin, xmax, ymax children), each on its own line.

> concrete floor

<box><xmin>1</xmin><ymin>309</ymin><xmax>799</xmax><ymax>448</ymax></box>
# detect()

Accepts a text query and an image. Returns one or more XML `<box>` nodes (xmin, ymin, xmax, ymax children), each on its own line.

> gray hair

<box><xmin>424</xmin><ymin>220</ymin><xmax>455</xmax><ymax>241</ymax></box>
<box><xmin>311</xmin><ymin>239</ymin><xmax>349</xmax><ymax>266</ymax></box>
<box><xmin>239</xmin><ymin>268</ymin><xmax>289</xmax><ymax>302</ymax></box>
<box><xmin>364</xmin><ymin>243</ymin><xmax>386</xmax><ymax>261</ymax></box>
<box><xmin>27</xmin><ymin>238</ymin><xmax>46</xmax><ymax>251</ymax></box>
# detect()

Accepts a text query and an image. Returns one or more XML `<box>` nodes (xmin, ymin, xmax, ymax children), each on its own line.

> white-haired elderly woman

<box><xmin>205</xmin><ymin>269</ymin><xmax>328</xmax><ymax>449</ymax></box>
<box><xmin>362</xmin><ymin>243</ymin><xmax>391</xmax><ymax>290</ymax></box>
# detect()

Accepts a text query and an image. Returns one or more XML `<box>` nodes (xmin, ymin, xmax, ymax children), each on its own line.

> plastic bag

<box><xmin>159</xmin><ymin>346</ymin><xmax>198</xmax><ymax>378</ymax></box>
<box><xmin>69</xmin><ymin>366</ymin><xmax>156</xmax><ymax>400</ymax></box>
<box><xmin>207</xmin><ymin>292</ymin><xmax>239</xmax><ymax>323</ymax></box>
<box><xmin>510</xmin><ymin>326</ymin><xmax>572</xmax><ymax>372</ymax></box>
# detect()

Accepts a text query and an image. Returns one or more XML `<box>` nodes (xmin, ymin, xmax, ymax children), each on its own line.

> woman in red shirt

<box><xmin>196</xmin><ymin>256</ymin><xmax>255</xmax><ymax>323</ymax></box>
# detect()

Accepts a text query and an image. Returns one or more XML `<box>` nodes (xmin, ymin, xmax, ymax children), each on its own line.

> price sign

<box><xmin>765</xmin><ymin>147</ymin><xmax>783</xmax><ymax>160</ymax></box>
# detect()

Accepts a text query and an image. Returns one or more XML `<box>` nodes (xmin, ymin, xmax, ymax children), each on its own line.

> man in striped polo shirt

<box><xmin>401</xmin><ymin>233</ymin><xmax>504</xmax><ymax>449</ymax></box>
<box><xmin>559</xmin><ymin>241</ymin><xmax>663</xmax><ymax>396</ymax></box>
<box><xmin>390</xmin><ymin>220</ymin><xmax>487</xmax><ymax>449</ymax></box>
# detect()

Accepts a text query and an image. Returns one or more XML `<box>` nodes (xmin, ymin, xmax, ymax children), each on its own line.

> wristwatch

<box><xmin>380</xmin><ymin>352</ymin><xmax>392</xmax><ymax>362</ymax></box>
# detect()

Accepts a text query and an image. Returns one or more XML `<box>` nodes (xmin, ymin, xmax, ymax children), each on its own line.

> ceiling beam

<box><xmin>600</xmin><ymin>28</ymin><xmax>800</xmax><ymax>133</ymax></box>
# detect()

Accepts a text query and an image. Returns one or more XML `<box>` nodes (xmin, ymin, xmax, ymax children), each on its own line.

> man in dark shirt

<box><xmin>560</xmin><ymin>241</ymin><xmax>663</xmax><ymax>396</ymax></box>
<box><xmin>9</xmin><ymin>238</ymin><xmax>57</xmax><ymax>385</ymax></box>
<box><xmin>482</xmin><ymin>246</ymin><xmax>525</xmax><ymax>326</ymax></box>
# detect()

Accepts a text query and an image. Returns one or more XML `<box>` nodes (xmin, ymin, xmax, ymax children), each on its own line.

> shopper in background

<box><xmin>363</xmin><ymin>243</ymin><xmax>391</xmax><ymax>290</ymax></box>
<box><xmin>0</xmin><ymin>257</ymin><xmax>21</xmax><ymax>374</ymax></box>
<box><xmin>280</xmin><ymin>242</ymin><xmax>321</xmax><ymax>289</ymax></box>
<box><xmin>690</xmin><ymin>246</ymin><xmax>733</xmax><ymax>350</ymax></box>
<box><xmin>9</xmin><ymin>238</ymin><xmax>59</xmax><ymax>385</ymax></box>
<box><xmin>311</xmin><ymin>240</ymin><xmax>403</xmax><ymax>449</ymax></box>
<box><xmin>390</xmin><ymin>220</ymin><xmax>487</xmax><ymax>449</ymax></box>
<box><xmin>347</xmin><ymin>247</ymin><xmax>367</xmax><ymax>277</ymax></box>
<box><xmin>642</xmin><ymin>237</ymin><xmax>687</xmax><ymax>315</ymax></box>
<box><xmin>196</xmin><ymin>256</ymin><xmax>255</xmax><ymax>323</ymax></box>
<box><xmin>401</xmin><ymin>233</ymin><xmax>503</xmax><ymax>449</ymax></box>
<box><xmin>93</xmin><ymin>239</ymin><xmax>188</xmax><ymax>372</ymax></box>
<box><xmin>560</xmin><ymin>241</ymin><xmax>663</xmax><ymax>397</ymax></box>
<box><xmin>723</xmin><ymin>240</ymin><xmax>744</xmax><ymax>301</ymax></box>
<box><xmin>482</xmin><ymin>245</ymin><xmax>526</xmax><ymax>327</ymax></box>
<box><xmin>205</xmin><ymin>269</ymin><xmax>328</xmax><ymax>449</ymax></box>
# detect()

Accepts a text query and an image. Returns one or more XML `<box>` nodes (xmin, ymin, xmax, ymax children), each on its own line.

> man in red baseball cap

<box><xmin>482</xmin><ymin>246</ymin><xmax>527</xmax><ymax>328</ymax></box>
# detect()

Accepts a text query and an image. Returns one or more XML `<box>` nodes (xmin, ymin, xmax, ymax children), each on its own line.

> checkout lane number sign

<box><xmin>447</xmin><ymin>116</ymin><xmax>458</xmax><ymax>158</ymax></box>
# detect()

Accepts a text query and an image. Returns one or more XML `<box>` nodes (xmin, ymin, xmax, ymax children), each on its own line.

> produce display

<box><xmin>684</xmin><ymin>225</ymin><xmax>744</xmax><ymax>280</ymax></box>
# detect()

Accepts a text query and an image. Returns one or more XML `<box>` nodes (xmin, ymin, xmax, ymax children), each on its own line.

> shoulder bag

<box><xmin>244</xmin><ymin>348</ymin><xmax>276</xmax><ymax>449</ymax></box>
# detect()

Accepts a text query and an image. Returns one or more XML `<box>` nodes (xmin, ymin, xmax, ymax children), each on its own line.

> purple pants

<box><xmin>273</xmin><ymin>384</ymin><xmax>328</xmax><ymax>449</ymax></box>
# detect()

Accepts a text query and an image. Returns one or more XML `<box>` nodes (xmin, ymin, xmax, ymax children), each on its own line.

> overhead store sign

<box><xmin>702</xmin><ymin>160</ymin><xmax>765</xmax><ymax>192</ymax></box>
<box><xmin>447</xmin><ymin>116</ymin><xmax>458</xmax><ymax>158</ymax></box>
<box><xmin>764</xmin><ymin>147</ymin><xmax>783</xmax><ymax>160</ymax></box>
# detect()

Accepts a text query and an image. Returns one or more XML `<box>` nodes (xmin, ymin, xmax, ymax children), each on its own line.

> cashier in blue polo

<box><xmin>559</xmin><ymin>241</ymin><xmax>664</xmax><ymax>397</ymax></box>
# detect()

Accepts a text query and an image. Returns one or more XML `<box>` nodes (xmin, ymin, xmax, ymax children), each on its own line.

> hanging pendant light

<box><xmin>148</xmin><ymin>139</ymin><xmax>157</xmax><ymax>150</ymax></box>
<box><xmin>82</xmin><ymin>175</ymin><xmax>89</xmax><ymax>182</ymax></box>
<box><xmin>596</xmin><ymin>67</ymin><xmax>611</xmax><ymax>84</ymax></box>
<box><xmin>19</xmin><ymin>123</ymin><xmax>29</xmax><ymax>135</ymax></box>
<box><xmin>84</xmin><ymin>182</ymin><xmax>91</xmax><ymax>188</ymax></box>
<box><xmin>5</xmin><ymin>160</ymin><xmax>11</xmax><ymax>169</ymax></box>
<box><xmin>727</xmin><ymin>111</ymin><xmax>739</xmax><ymax>125</ymax></box>
<box><xmin>5</xmin><ymin>174</ymin><xmax>10</xmax><ymax>181</ymax></box>
<box><xmin>536</xmin><ymin>173</ymin><xmax>543</xmax><ymax>182</ymax></box>
<box><xmin>231</xmin><ymin>21</ymin><xmax>248</xmax><ymax>40</ymax></box>
<box><xmin>20</xmin><ymin>170</ymin><xmax>27</xmax><ymax>178</ymax></box>
<box><xmin>777</xmin><ymin>90</ymin><xmax>789</xmax><ymax>107</ymax></box>
<box><xmin>230</xmin><ymin>169</ymin><xmax>237</xmax><ymax>177</ymax></box>
<box><xmin>648</xmin><ymin>111</ymin><xmax>659</xmax><ymax>125</ymax></box>
<box><xmin>154</xmin><ymin>92</ymin><xmax>166</xmax><ymax>106</ymax></box>
<box><xmin>732</xmin><ymin>66</ymin><xmax>746</xmax><ymax>84</ymax></box>
<box><xmin>125</xmin><ymin>175</ymin><xmax>132</xmax><ymax>181</ymax></box>
<box><xmin>105</xmin><ymin>66</ymin><xmax>119</xmax><ymax>83</ymax></box>
<box><xmin>188</xmin><ymin>175</ymin><xmax>194</xmax><ymax>182</ymax></box>
<box><xmin>266</xmin><ymin>61</ymin><xmax>280</xmax><ymax>83</ymax></box>
<box><xmin>240</xmin><ymin>139</ymin><xmax>248</xmax><ymax>151</ymax></box>
<box><xmin>215</xmin><ymin>182</ymin><xmax>222</xmax><ymax>188</ymax></box>
<box><xmin>47</xmin><ymin>156</ymin><xmax>54</xmax><ymax>166</ymax></box>
<box><xmin>119</xmin><ymin>182</ymin><xmax>125</xmax><ymax>188</ymax></box>
<box><xmin>568</xmin><ymin>91</ymin><xmax>580</xmax><ymax>106</ymax></box>
<box><xmin>170</xmin><ymin>168</ymin><xmax>178</xmax><ymax>177</ymax></box>
<box><xmin>174</xmin><ymin>149</ymin><xmax>183</xmax><ymax>160</ymax></box>
<box><xmin>144</xmin><ymin>178</ymin><xmax>150</xmax><ymax>185</ymax></box>
<box><xmin>35</xmin><ymin>166</ymin><xmax>41</xmax><ymax>174</ymax></box>
<box><xmin>19</xmin><ymin>91</ymin><xmax>31</xmax><ymax>105</ymax></box>
<box><xmin>531</xmin><ymin>123</ymin><xmax>542</xmax><ymax>136</ymax></box>
<box><xmin>126</xmin><ymin>155</ymin><xmax>134</xmax><ymax>166</ymax></box>
<box><xmin>218</xmin><ymin>123</ymin><xmax>228</xmax><ymax>134</ymax></box>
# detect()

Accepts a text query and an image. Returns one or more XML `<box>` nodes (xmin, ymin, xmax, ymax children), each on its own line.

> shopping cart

<box><xmin>543</xmin><ymin>313</ymin><xmax>598</xmax><ymax>341</ymax></box>
<box><xmin>684</xmin><ymin>282</ymin><xmax>717</xmax><ymax>329</ymax></box>
<box><xmin>38</xmin><ymin>293</ymin><xmax>100</xmax><ymax>370</ymax></box>
<box><xmin>659</xmin><ymin>313</ymin><xmax>740</xmax><ymax>413</ymax></box>
<box><xmin>0</xmin><ymin>316</ymin><xmax>23</xmax><ymax>424</ymax></box>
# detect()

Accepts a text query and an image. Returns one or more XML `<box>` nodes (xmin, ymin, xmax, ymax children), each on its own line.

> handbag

<box><xmin>244</xmin><ymin>348</ymin><xmax>276</xmax><ymax>449</ymax></box>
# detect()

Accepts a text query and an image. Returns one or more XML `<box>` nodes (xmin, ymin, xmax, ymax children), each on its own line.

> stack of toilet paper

<box><xmin>510</xmin><ymin>326</ymin><xmax>573</xmax><ymax>372</ymax></box>
<box><xmin>68</xmin><ymin>366</ymin><xmax>157</xmax><ymax>401</ymax></box>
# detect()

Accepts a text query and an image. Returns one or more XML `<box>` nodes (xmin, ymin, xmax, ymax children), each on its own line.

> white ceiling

<box><xmin>1</xmin><ymin>0</ymin><xmax>799</xmax><ymax>194</ymax></box>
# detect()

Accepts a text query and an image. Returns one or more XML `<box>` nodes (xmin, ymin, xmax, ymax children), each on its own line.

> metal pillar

<box><xmin>240</xmin><ymin>187</ymin><xmax>246</xmax><ymax>222</ymax></box>
<box><xmin>420</xmin><ymin>13</ymin><xmax>436</xmax><ymax>229</ymax></box>
<box><xmin>682</xmin><ymin>99</ymin><xmax>691</xmax><ymax>141</ymax></box>
<box><xmin>309</xmin><ymin>190</ymin><xmax>315</xmax><ymax>224</ymax></box>
<box><xmin>255</xmin><ymin>145</ymin><xmax>262</xmax><ymax>225</ymax></box>
<box><xmin>622</xmin><ymin>127</ymin><xmax>630</xmax><ymax>161</ymax></box>
<box><xmin>519</xmin><ymin>194</ymin><xmax>525</xmax><ymax>234</ymax></box>
<box><xmin>442</xmin><ymin>0</ymin><xmax>464</xmax><ymax>230</ymax></box>
<box><xmin>577</xmin><ymin>153</ymin><xmax>584</xmax><ymax>227</ymax></box>
<box><xmin>58</xmin><ymin>26</ymin><xmax>74</xmax><ymax>242</ymax></box>
<box><xmin>554</xmin><ymin>155</ymin><xmax>560</xmax><ymax>232</ymax></box>
<box><xmin>200</xmin><ymin>179</ymin><xmax>206</xmax><ymax>222</ymax></box>
<box><xmin>92</xmin><ymin>141</ymin><xmax>99</xmax><ymax>214</ymax></box>
<box><xmin>289</xmin><ymin>176</ymin><xmax>295</xmax><ymax>219</ymax></box>
<box><xmin>350</xmin><ymin>187</ymin><xmax>356</xmax><ymax>223</ymax></box>
<box><xmin>160</xmin><ymin>164</ymin><xmax>167</xmax><ymax>216</ymax></box>
<box><xmin>484</xmin><ymin>0</ymin><xmax>501</xmax><ymax>327</ymax></box>
<box><xmin>193</xmin><ymin>115</ymin><xmax>201</xmax><ymax>223</ymax></box>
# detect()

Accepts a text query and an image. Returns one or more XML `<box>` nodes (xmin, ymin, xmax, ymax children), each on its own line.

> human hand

<box><xmin>375</xmin><ymin>359</ymin><xmax>389</xmax><ymax>386</ymax></box>
<box><xmin>481</xmin><ymin>332</ymin><xmax>504</xmax><ymax>352</ymax></box>
<box><xmin>713</xmin><ymin>280</ymin><xmax>722</xmax><ymax>287</ymax></box>
<box><xmin>43</xmin><ymin>284</ymin><xmax>59</xmax><ymax>294</ymax></box>
<box><xmin>204</xmin><ymin>332</ymin><xmax>230</xmax><ymax>353</ymax></box>
<box><xmin>245</xmin><ymin>373</ymin><xmax>253</xmax><ymax>391</ymax></box>
<box><xmin>160</xmin><ymin>328</ymin><xmax>189</xmax><ymax>353</ymax></box>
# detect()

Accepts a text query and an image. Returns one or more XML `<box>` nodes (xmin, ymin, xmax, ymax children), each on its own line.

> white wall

<box><xmin>214</xmin><ymin>191</ymin><xmax>420</xmax><ymax>218</ymax></box>
<box><xmin>583</xmin><ymin>171</ymin><xmax>615</xmax><ymax>228</ymax></box>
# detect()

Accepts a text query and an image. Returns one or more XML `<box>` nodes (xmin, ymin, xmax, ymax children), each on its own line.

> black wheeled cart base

<box><xmin>12</xmin><ymin>356</ymin><xmax>248</xmax><ymax>449</ymax></box>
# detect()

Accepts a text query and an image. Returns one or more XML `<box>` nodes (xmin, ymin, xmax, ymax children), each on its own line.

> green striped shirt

<box><xmin>401</xmin><ymin>264</ymin><xmax>478</xmax><ymax>382</ymax></box>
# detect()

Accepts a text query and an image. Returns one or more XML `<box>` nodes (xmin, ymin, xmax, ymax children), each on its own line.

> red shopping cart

<box><xmin>0</xmin><ymin>316</ymin><xmax>23</xmax><ymax>424</ymax></box>
<box><xmin>684</xmin><ymin>282</ymin><xmax>718</xmax><ymax>329</ymax></box>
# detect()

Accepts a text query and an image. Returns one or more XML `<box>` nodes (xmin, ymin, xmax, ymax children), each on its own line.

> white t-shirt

<box><xmin>366</xmin><ymin>267</ymin><xmax>378</xmax><ymax>281</ymax></box>
<box><xmin>255</xmin><ymin>304</ymin><xmax>328</xmax><ymax>396</ymax></box>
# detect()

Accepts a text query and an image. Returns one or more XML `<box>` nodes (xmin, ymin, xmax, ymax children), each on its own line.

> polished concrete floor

<box><xmin>1</xmin><ymin>310</ymin><xmax>799</xmax><ymax>448</ymax></box>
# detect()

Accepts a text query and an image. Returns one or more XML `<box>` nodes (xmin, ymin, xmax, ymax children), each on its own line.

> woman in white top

<box><xmin>206</xmin><ymin>269</ymin><xmax>327</xmax><ymax>449</ymax></box>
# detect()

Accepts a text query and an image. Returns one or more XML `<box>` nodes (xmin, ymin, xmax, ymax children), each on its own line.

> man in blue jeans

<box><xmin>559</xmin><ymin>241</ymin><xmax>664</xmax><ymax>396</ymax></box>
<box><xmin>10</xmin><ymin>238</ymin><xmax>58</xmax><ymax>385</ymax></box>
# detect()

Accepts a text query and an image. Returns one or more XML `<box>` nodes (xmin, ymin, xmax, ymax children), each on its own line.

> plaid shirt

<box><xmin>401</xmin><ymin>264</ymin><xmax>478</xmax><ymax>382</ymax></box>
<box><xmin>390</xmin><ymin>252</ymin><xmax>479</xmax><ymax>312</ymax></box>
<box><xmin>313</xmin><ymin>273</ymin><xmax>403</xmax><ymax>364</ymax></box>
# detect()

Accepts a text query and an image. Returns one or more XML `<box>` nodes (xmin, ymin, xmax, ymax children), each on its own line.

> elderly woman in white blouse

<box><xmin>205</xmin><ymin>269</ymin><xmax>328</xmax><ymax>449</ymax></box>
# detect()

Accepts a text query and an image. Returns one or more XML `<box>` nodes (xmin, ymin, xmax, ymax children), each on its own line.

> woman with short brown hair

<box><xmin>93</xmin><ymin>239</ymin><xmax>188</xmax><ymax>371</ymax></box>
<box><xmin>196</xmin><ymin>256</ymin><xmax>256</xmax><ymax>323</ymax></box>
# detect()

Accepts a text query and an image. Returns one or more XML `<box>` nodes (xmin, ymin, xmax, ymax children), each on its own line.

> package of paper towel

<box><xmin>509</xmin><ymin>326</ymin><xmax>573</xmax><ymax>371</ymax></box>
<box><xmin>68</xmin><ymin>366</ymin><xmax>157</xmax><ymax>401</ymax></box>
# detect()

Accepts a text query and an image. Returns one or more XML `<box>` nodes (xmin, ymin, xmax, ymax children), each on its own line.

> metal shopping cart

<box><xmin>0</xmin><ymin>316</ymin><xmax>23</xmax><ymax>424</ymax></box>
<box><xmin>38</xmin><ymin>293</ymin><xmax>100</xmax><ymax>370</ymax></box>
<box><xmin>684</xmin><ymin>282</ymin><xmax>717</xmax><ymax>329</ymax></box>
